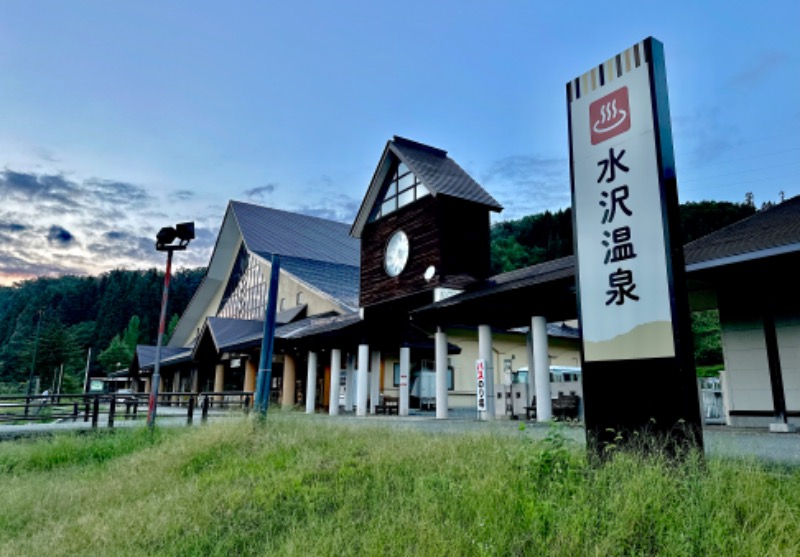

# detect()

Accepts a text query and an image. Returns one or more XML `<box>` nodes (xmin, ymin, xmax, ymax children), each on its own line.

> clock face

<box><xmin>384</xmin><ymin>230</ymin><xmax>409</xmax><ymax>277</ymax></box>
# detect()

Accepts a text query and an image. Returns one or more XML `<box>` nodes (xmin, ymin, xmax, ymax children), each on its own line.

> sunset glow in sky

<box><xmin>1</xmin><ymin>1</ymin><xmax>798</xmax><ymax>285</ymax></box>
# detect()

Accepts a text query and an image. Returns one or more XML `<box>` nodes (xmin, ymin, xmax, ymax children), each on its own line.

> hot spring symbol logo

<box><xmin>590</xmin><ymin>86</ymin><xmax>630</xmax><ymax>145</ymax></box>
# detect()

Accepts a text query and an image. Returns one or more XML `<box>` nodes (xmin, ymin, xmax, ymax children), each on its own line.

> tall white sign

<box><xmin>569</xmin><ymin>39</ymin><xmax>675</xmax><ymax>362</ymax></box>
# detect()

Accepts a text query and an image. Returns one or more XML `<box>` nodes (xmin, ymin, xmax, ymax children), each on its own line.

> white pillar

<box><xmin>344</xmin><ymin>353</ymin><xmax>355</xmax><ymax>412</ymax></box>
<box><xmin>435</xmin><ymin>328</ymin><xmax>448</xmax><ymax>420</ymax></box>
<box><xmin>399</xmin><ymin>346</ymin><xmax>410</xmax><ymax>417</ymax></box>
<box><xmin>478</xmin><ymin>324</ymin><xmax>495</xmax><ymax>420</ymax></box>
<box><xmin>305</xmin><ymin>351</ymin><xmax>317</xmax><ymax>414</ymax></box>
<box><xmin>369</xmin><ymin>350</ymin><xmax>381</xmax><ymax>414</ymax></box>
<box><xmin>329</xmin><ymin>349</ymin><xmax>341</xmax><ymax>416</ymax></box>
<box><xmin>532</xmin><ymin>316</ymin><xmax>552</xmax><ymax>421</ymax></box>
<box><xmin>526</xmin><ymin>329</ymin><xmax>536</xmax><ymax>413</ymax></box>
<box><xmin>356</xmin><ymin>344</ymin><xmax>369</xmax><ymax>417</ymax></box>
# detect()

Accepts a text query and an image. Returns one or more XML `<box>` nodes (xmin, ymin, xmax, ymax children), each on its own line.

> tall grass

<box><xmin>1</xmin><ymin>416</ymin><xmax>799</xmax><ymax>556</ymax></box>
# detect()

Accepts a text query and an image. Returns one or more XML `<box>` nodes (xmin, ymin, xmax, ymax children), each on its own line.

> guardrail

<box><xmin>0</xmin><ymin>391</ymin><xmax>254</xmax><ymax>429</ymax></box>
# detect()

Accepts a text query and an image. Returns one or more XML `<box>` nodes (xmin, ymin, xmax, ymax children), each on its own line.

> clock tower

<box><xmin>351</xmin><ymin>136</ymin><xmax>503</xmax><ymax>309</ymax></box>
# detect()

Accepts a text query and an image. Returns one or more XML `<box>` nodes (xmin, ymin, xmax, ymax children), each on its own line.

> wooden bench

<box><xmin>375</xmin><ymin>396</ymin><xmax>399</xmax><ymax>415</ymax></box>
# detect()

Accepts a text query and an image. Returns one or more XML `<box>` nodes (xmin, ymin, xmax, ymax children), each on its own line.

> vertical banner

<box><xmin>567</xmin><ymin>37</ymin><xmax>703</xmax><ymax>452</ymax></box>
<box><xmin>476</xmin><ymin>359</ymin><xmax>487</xmax><ymax>413</ymax></box>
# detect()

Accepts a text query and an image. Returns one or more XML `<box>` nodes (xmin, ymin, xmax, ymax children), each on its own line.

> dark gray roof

<box><xmin>684</xmin><ymin>196</ymin><xmax>800</xmax><ymax>270</ymax></box>
<box><xmin>196</xmin><ymin>313</ymin><xmax>356</xmax><ymax>354</ymax></box>
<box><xmin>389</xmin><ymin>137</ymin><xmax>503</xmax><ymax>211</ymax></box>
<box><xmin>231</xmin><ymin>201</ymin><xmax>360</xmax><ymax>266</ymax></box>
<box><xmin>205</xmin><ymin>317</ymin><xmax>265</xmax><ymax>353</ymax></box>
<box><xmin>351</xmin><ymin>136</ymin><xmax>502</xmax><ymax>237</ymax></box>
<box><xmin>135</xmin><ymin>345</ymin><xmax>192</xmax><ymax>371</ymax></box>
<box><xmin>421</xmin><ymin>256</ymin><xmax>576</xmax><ymax>311</ymax></box>
<box><xmin>229</xmin><ymin>201</ymin><xmax>360</xmax><ymax>309</ymax></box>
<box><xmin>274</xmin><ymin>256</ymin><xmax>360</xmax><ymax>311</ymax></box>
<box><xmin>275</xmin><ymin>312</ymin><xmax>361</xmax><ymax>340</ymax></box>
<box><xmin>275</xmin><ymin>303</ymin><xmax>307</xmax><ymax>325</ymax></box>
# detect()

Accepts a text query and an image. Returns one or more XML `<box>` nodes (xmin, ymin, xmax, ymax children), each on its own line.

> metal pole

<box><xmin>147</xmin><ymin>248</ymin><xmax>174</xmax><ymax>428</ymax></box>
<box><xmin>26</xmin><ymin>310</ymin><xmax>43</xmax><ymax>397</ymax></box>
<box><xmin>255</xmin><ymin>255</ymin><xmax>281</xmax><ymax>416</ymax></box>
<box><xmin>83</xmin><ymin>348</ymin><xmax>92</xmax><ymax>393</ymax></box>
<box><xmin>57</xmin><ymin>363</ymin><xmax>64</xmax><ymax>396</ymax></box>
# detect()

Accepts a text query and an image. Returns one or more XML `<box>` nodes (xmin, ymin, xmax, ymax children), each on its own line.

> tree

<box><xmin>162</xmin><ymin>314</ymin><xmax>180</xmax><ymax>346</ymax></box>
<box><xmin>122</xmin><ymin>315</ymin><xmax>142</xmax><ymax>353</ymax></box>
<box><xmin>97</xmin><ymin>335</ymin><xmax>133</xmax><ymax>373</ymax></box>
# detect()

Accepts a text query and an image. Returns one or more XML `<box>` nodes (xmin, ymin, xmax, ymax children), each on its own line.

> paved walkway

<box><xmin>4</xmin><ymin>410</ymin><xmax>800</xmax><ymax>465</ymax></box>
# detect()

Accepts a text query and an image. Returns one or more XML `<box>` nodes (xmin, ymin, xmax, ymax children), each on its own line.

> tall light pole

<box><xmin>147</xmin><ymin>222</ymin><xmax>194</xmax><ymax>429</ymax></box>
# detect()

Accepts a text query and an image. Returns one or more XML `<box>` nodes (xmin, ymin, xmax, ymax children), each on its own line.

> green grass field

<box><xmin>1</xmin><ymin>416</ymin><xmax>799</xmax><ymax>556</ymax></box>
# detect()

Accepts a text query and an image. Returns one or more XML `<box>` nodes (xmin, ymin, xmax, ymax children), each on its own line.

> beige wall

<box><xmin>720</xmin><ymin>297</ymin><xmax>800</xmax><ymax>426</ymax></box>
<box><xmin>255</xmin><ymin>257</ymin><xmax>344</xmax><ymax>318</ymax></box>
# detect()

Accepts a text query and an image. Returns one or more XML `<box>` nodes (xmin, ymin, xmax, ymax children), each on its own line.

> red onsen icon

<box><xmin>590</xmin><ymin>86</ymin><xmax>631</xmax><ymax>145</ymax></box>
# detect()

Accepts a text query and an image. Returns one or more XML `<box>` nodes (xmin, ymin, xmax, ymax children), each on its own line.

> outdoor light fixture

<box><xmin>147</xmin><ymin>221</ymin><xmax>195</xmax><ymax>428</ymax></box>
<box><xmin>156</xmin><ymin>221</ymin><xmax>195</xmax><ymax>251</ymax></box>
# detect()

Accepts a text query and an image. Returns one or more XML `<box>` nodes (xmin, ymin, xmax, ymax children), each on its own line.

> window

<box><xmin>296</xmin><ymin>292</ymin><xmax>305</xmax><ymax>305</ymax></box>
<box><xmin>218</xmin><ymin>246</ymin><xmax>268</xmax><ymax>320</ymax></box>
<box><xmin>279</xmin><ymin>298</ymin><xmax>286</xmax><ymax>311</ymax></box>
<box><xmin>372</xmin><ymin>161</ymin><xmax>431</xmax><ymax>221</ymax></box>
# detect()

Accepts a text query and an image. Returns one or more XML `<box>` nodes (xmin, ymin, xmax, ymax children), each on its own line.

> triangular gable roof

<box><xmin>231</xmin><ymin>201</ymin><xmax>359</xmax><ymax>266</ymax></box>
<box><xmin>351</xmin><ymin>136</ymin><xmax>503</xmax><ymax>238</ymax></box>
<box><xmin>684</xmin><ymin>195</ymin><xmax>800</xmax><ymax>271</ymax></box>
<box><xmin>169</xmin><ymin>201</ymin><xmax>360</xmax><ymax>347</ymax></box>
<box><xmin>133</xmin><ymin>345</ymin><xmax>193</xmax><ymax>372</ymax></box>
<box><xmin>199</xmin><ymin>317</ymin><xmax>265</xmax><ymax>355</ymax></box>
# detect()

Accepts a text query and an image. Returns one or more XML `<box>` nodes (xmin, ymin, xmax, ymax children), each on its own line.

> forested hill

<box><xmin>0</xmin><ymin>268</ymin><xmax>204</xmax><ymax>392</ymax></box>
<box><xmin>490</xmin><ymin>200</ymin><xmax>757</xmax><ymax>274</ymax></box>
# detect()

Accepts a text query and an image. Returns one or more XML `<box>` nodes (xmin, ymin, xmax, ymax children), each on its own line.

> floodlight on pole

<box><xmin>147</xmin><ymin>221</ymin><xmax>194</xmax><ymax>429</ymax></box>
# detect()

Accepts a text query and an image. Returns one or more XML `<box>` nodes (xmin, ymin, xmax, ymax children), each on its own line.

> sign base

<box><xmin>582</xmin><ymin>357</ymin><xmax>703</xmax><ymax>456</ymax></box>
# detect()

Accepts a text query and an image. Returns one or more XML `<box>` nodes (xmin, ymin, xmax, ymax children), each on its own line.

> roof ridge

<box><xmin>392</xmin><ymin>135</ymin><xmax>447</xmax><ymax>157</ymax></box>
<box><xmin>230</xmin><ymin>199</ymin><xmax>353</xmax><ymax>227</ymax></box>
<box><xmin>684</xmin><ymin>196</ymin><xmax>799</xmax><ymax>249</ymax></box>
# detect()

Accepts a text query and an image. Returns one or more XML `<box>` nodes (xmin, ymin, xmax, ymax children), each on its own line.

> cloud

<box><xmin>481</xmin><ymin>155</ymin><xmax>571</xmax><ymax>220</ymax></box>
<box><xmin>85</xmin><ymin>178</ymin><xmax>151</xmax><ymax>206</ymax></box>
<box><xmin>0</xmin><ymin>170</ymin><xmax>82</xmax><ymax>209</ymax></box>
<box><xmin>243</xmin><ymin>183</ymin><xmax>278</xmax><ymax>203</ymax></box>
<box><xmin>46</xmin><ymin>225</ymin><xmax>75</xmax><ymax>246</ymax></box>
<box><xmin>169</xmin><ymin>190</ymin><xmax>195</xmax><ymax>201</ymax></box>
<box><xmin>0</xmin><ymin>170</ymin><xmax>153</xmax><ymax>216</ymax></box>
<box><xmin>0</xmin><ymin>251</ymin><xmax>87</xmax><ymax>284</ymax></box>
<box><xmin>727</xmin><ymin>51</ymin><xmax>788</xmax><ymax>89</ymax></box>
<box><xmin>0</xmin><ymin>167</ymin><xmax>212</xmax><ymax>284</ymax></box>
<box><xmin>294</xmin><ymin>192</ymin><xmax>359</xmax><ymax>223</ymax></box>
<box><xmin>0</xmin><ymin>222</ymin><xmax>28</xmax><ymax>233</ymax></box>
<box><xmin>672</xmin><ymin>106</ymin><xmax>738</xmax><ymax>166</ymax></box>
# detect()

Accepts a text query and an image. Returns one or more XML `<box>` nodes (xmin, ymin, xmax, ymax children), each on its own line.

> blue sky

<box><xmin>1</xmin><ymin>0</ymin><xmax>798</xmax><ymax>285</ymax></box>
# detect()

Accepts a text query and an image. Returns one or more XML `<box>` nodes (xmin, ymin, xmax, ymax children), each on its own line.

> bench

<box><xmin>523</xmin><ymin>396</ymin><xmax>537</xmax><ymax>420</ymax></box>
<box><xmin>552</xmin><ymin>394</ymin><xmax>580</xmax><ymax>420</ymax></box>
<box><xmin>375</xmin><ymin>396</ymin><xmax>399</xmax><ymax>415</ymax></box>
